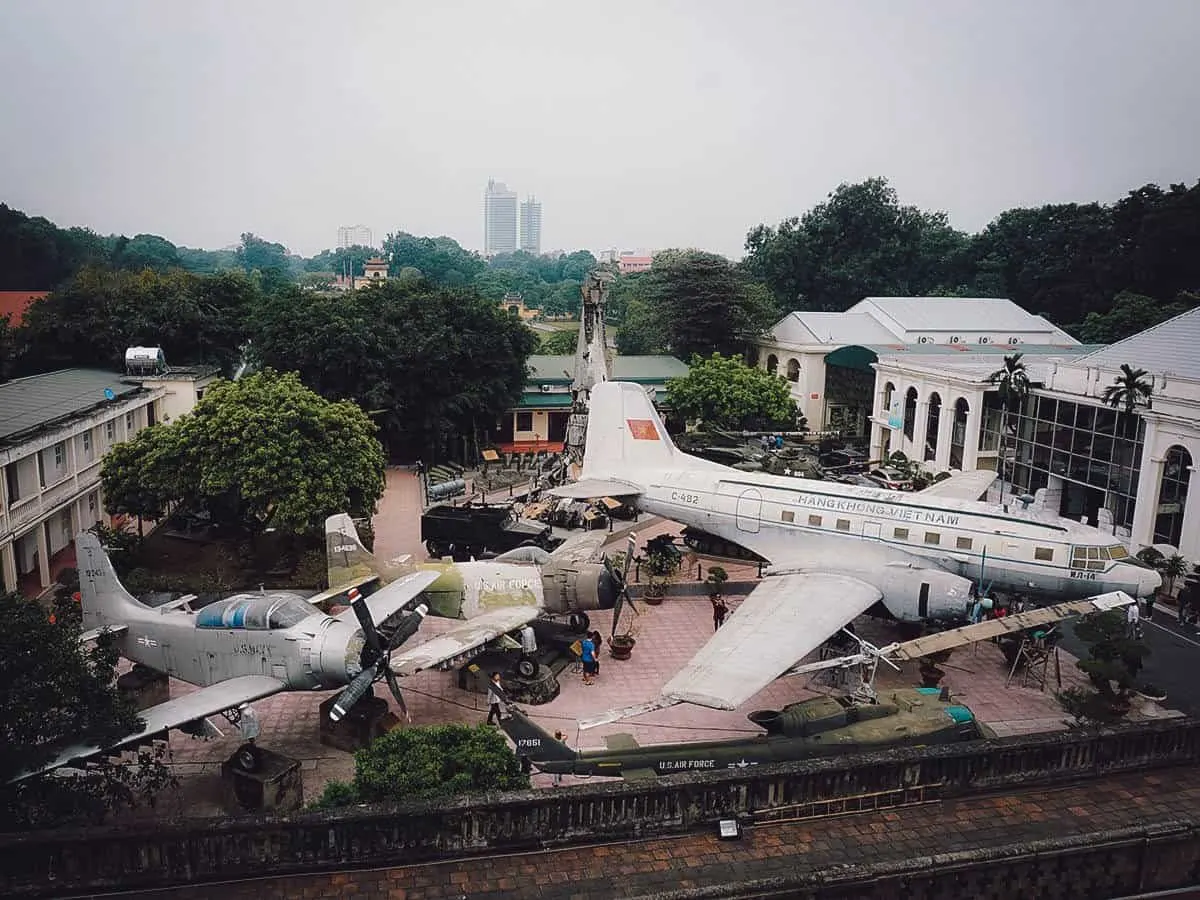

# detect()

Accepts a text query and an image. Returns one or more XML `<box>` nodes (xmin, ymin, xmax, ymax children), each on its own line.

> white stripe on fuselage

<box><xmin>637</xmin><ymin>467</ymin><xmax>1141</xmax><ymax>598</ymax></box>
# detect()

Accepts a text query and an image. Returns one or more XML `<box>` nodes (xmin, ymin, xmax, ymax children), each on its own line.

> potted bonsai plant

<box><xmin>1058</xmin><ymin>609</ymin><xmax>1149</xmax><ymax>725</ymax></box>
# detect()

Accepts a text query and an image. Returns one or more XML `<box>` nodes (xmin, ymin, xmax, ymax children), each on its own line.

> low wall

<box><xmin>4</xmin><ymin>718</ymin><xmax>1199</xmax><ymax>897</ymax></box>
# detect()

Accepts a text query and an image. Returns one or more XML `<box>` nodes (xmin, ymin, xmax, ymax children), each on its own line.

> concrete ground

<box><xmin>116</xmin><ymin>470</ymin><xmax>1185</xmax><ymax>820</ymax></box>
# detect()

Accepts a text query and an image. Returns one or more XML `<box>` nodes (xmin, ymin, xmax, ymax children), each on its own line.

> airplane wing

<box><xmin>548</xmin><ymin>531</ymin><xmax>609</xmax><ymax>567</ymax></box>
<box><xmin>304</xmin><ymin>576</ymin><xmax>381</xmax><ymax>607</ymax></box>
<box><xmin>548</xmin><ymin>478</ymin><xmax>643</xmax><ymax>500</ymax></box>
<box><xmin>333</xmin><ymin>570</ymin><xmax>441</xmax><ymax>627</ymax></box>
<box><xmin>920</xmin><ymin>470</ymin><xmax>997</xmax><ymax>502</ymax></box>
<box><xmin>390</xmin><ymin>606</ymin><xmax>543</xmax><ymax>676</ymax></box>
<box><xmin>79</xmin><ymin>624</ymin><xmax>128</xmax><ymax>643</ymax></box>
<box><xmin>581</xmin><ymin>573</ymin><xmax>881</xmax><ymax>729</ymax></box>
<box><xmin>12</xmin><ymin>674</ymin><xmax>287</xmax><ymax>783</ymax></box>
<box><xmin>886</xmin><ymin>591</ymin><xmax>1134</xmax><ymax>661</ymax></box>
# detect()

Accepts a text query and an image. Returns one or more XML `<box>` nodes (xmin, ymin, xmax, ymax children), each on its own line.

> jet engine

<box><xmin>871</xmin><ymin>564</ymin><xmax>974</xmax><ymax>624</ymax></box>
<box><xmin>539</xmin><ymin>560</ymin><xmax>618</xmax><ymax>622</ymax></box>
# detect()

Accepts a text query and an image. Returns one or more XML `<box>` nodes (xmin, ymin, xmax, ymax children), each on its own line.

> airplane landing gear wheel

<box><xmin>234</xmin><ymin>742</ymin><xmax>262</xmax><ymax>773</ymax></box>
<box><xmin>426</xmin><ymin>540</ymin><xmax>447</xmax><ymax>558</ymax></box>
<box><xmin>517</xmin><ymin>656</ymin><xmax>538</xmax><ymax>678</ymax></box>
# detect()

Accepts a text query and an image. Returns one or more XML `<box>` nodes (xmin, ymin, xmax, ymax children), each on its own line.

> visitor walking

<box><xmin>580</xmin><ymin>634</ymin><xmax>598</xmax><ymax>685</ymax></box>
<box><xmin>486</xmin><ymin>672</ymin><xmax>510</xmax><ymax>725</ymax></box>
<box><xmin>711</xmin><ymin>593</ymin><xmax>729</xmax><ymax>630</ymax></box>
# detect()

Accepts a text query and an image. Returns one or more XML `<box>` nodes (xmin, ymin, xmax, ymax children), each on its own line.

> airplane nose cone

<box><xmin>596</xmin><ymin>567</ymin><xmax>618</xmax><ymax>610</ymax></box>
<box><xmin>1139</xmin><ymin>567</ymin><xmax>1163</xmax><ymax>598</ymax></box>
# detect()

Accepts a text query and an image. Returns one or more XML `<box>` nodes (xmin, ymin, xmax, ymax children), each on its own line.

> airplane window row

<box><xmin>777</xmin><ymin>507</ymin><xmax>1060</xmax><ymax>564</ymax></box>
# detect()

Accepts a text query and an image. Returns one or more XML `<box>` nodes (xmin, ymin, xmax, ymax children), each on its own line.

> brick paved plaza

<box><xmin>115</xmin><ymin>468</ymin><xmax>1182</xmax><ymax>819</ymax></box>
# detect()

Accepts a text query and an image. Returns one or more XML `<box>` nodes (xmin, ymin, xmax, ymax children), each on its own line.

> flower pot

<box><xmin>644</xmin><ymin>582</ymin><xmax>666</xmax><ymax>605</ymax></box>
<box><xmin>609</xmin><ymin>635</ymin><xmax>636</xmax><ymax>660</ymax></box>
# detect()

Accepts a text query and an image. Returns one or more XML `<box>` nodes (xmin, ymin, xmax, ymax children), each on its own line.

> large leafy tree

<box><xmin>666</xmin><ymin>352</ymin><xmax>799</xmax><ymax>431</ymax></box>
<box><xmin>101</xmin><ymin>371</ymin><xmax>386</xmax><ymax>536</ymax></box>
<box><xmin>305</xmin><ymin>245</ymin><xmax>379</xmax><ymax>278</ymax></box>
<box><xmin>0</xmin><ymin>591</ymin><xmax>173</xmax><ymax>829</ymax></box>
<box><xmin>743</xmin><ymin>178</ymin><xmax>971</xmax><ymax>311</ymax></box>
<box><xmin>17</xmin><ymin>267</ymin><xmax>255</xmax><ymax>374</ymax></box>
<box><xmin>248</xmin><ymin>281</ymin><xmax>538</xmax><ymax>460</ymax></box>
<box><xmin>110</xmin><ymin>234</ymin><xmax>180</xmax><ymax>272</ymax></box>
<box><xmin>312</xmin><ymin>722</ymin><xmax>529</xmax><ymax>810</ymax></box>
<box><xmin>538</xmin><ymin>328</ymin><xmax>579</xmax><ymax>355</ymax></box>
<box><xmin>382</xmin><ymin>232</ymin><xmax>486</xmax><ymax>287</ymax></box>
<box><xmin>1074</xmin><ymin>291</ymin><xmax>1199</xmax><ymax>344</ymax></box>
<box><xmin>616</xmin><ymin>251</ymin><xmax>778</xmax><ymax>359</ymax></box>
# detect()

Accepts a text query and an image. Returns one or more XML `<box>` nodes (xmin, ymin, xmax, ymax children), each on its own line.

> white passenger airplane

<box><xmin>555</xmin><ymin>381</ymin><xmax>1160</xmax><ymax>718</ymax></box>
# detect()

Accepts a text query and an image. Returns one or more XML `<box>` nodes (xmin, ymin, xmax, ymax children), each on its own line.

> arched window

<box><xmin>950</xmin><ymin>398</ymin><xmax>970</xmax><ymax>469</ymax></box>
<box><xmin>925</xmin><ymin>393</ymin><xmax>942</xmax><ymax>462</ymax></box>
<box><xmin>903</xmin><ymin>387</ymin><xmax>918</xmax><ymax>441</ymax></box>
<box><xmin>786</xmin><ymin>358</ymin><xmax>800</xmax><ymax>383</ymax></box>
<box><xmin>766</xmin><ymin>354</ymin><xmax>778</xmax><ymax>375</ymax></box>
<box><xmin>1154</xmin><ymin>445</ymin><xmax>1193</xmax><ymax>547</ymax></box>
<box><xmin>882</xmin><ymin>381</ymin><xmax>897</xmax><ymax>426</ymax></box>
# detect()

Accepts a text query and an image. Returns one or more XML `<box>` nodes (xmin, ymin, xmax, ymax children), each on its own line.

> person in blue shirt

<box><xmin>580</xmin><ymin>634</ymin><xmax>598</xmax><ymax>685</ymax></box>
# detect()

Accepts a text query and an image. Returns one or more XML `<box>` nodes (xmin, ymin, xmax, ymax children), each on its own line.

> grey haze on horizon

<box><xmin>2</xmin><ymin>0</ymin><xmax>1198</xmax><ymax>260</ymax></box>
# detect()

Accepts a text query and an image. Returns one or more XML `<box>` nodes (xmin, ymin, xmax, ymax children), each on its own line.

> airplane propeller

<box><xmin>608</xmin><ymin>532</ymin><xmax>639</xmax><ymax>638</ymax></box>
<box><xmin>330</xmin><ymin>587</ymin><xmax>427</xmax><ymax>723</ymax></box>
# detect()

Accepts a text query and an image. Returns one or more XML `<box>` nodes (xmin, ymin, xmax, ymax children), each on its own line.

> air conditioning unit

<box><xmin>540</xmin><ymin>384</ymin><xmax>553</xmax><ymax>393</ymax></box>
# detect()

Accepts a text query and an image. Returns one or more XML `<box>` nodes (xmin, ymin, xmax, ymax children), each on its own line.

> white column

<box><xmin>36</xmin><ymin>521</ymin><xmax>51</xmax><ymax>591</ymax></box>
<box><xmin>934</xmin><ymin>403</ymin><xmax>954</xmax><ymax>471</ymax></box>
<box><xmin>869</xmin><ymin>421</ymin><xmax>886</xmax><ymax>464</ymax></box>
<box><xmin>0</xmin><ymin>541</ymin><xmax>16</xmax><ymax>593</ymax></box>
<box><xmin>1130</xmin><ymin>458</ymin><xmax>1164</xmax><ymax>550</ymax></box>
<box><xmin>963</xmin><ymin>399</ymin><xmax>982</xmax><ymax>471</ymax></box>
<box><xmin>912</xmin><ymin>400</ymin><xmax>930</xmax><ymax>463</ymax></box>
<box><xmin>1178</xmin><ymin>467</ymin><xmax>1200</xmax><ymax>562</ymax></box>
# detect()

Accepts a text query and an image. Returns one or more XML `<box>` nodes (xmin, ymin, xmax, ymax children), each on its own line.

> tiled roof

<box><xmin>769</xmin><ymin>312</ymin><xmax>899</xmax><ymax>346</ymax></box>
<box><xmin>0</xmin><ymin>369</ymin><xmax>145</xmax><ymax>445</ymax></box>
<box><xmin>1073</xmin><ymin>306</ymin><xmax>1200</xmax><ymax>381</ymax></box>
<box><xmin>849</xmin><ymin>297</ymin><xmax>1077</xmax><ymax>341</ymax></box>
<box><xmin>0</xmin><ymin>291</ymin><xmax>48</xmax><ymax>325</ymax></box>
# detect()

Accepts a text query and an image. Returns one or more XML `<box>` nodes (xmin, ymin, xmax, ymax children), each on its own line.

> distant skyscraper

<box><xmin>484</xmin><ymin>180</ymin><xmax>518</xmax><ymax>256</ymax></box>
<box><xmin>337</xmin><ymin>225</ymin><xmax>373</xmax><ymax>249</ymax></box>
<box><xmin>519</xmin><ymin>196</ymin><xmax>543</xmax><ymax>254</ymax></box>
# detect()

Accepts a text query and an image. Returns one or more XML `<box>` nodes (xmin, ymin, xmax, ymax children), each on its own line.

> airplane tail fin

<box><xmin>500</xmin><ymin>708</ymin><xmax>577</xmax><ymax>763</ymax></box>
<box><xmin>580</xmin><ymin>381</ymin><xmax>680</xmax><ymax>487</ymax></box>
<box><xmin>325</xmin><ymin>514</ymin><xmax>382</xmax><ymax>591</ymax></box>
<box><xmin>76</xmin><ymin>532</ymin><xmax>148</xmax><ymax>631</ymax></box>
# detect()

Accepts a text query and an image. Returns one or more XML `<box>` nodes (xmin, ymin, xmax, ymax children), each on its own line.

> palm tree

<box><xmin>1102</xmin><ymin>364</ymin><xmax>1154</xmax><ymax>438</ymax></box>
<box><xmin>987</xmin><ymin>353</ymin><xmax>1029</xmax><ymax>505</ymax></box>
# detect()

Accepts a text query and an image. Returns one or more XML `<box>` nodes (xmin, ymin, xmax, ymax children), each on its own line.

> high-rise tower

<box><xmin>483</xmin><ymin>180</ymin><xmax>518</xmax><ymax>256</ymax></box>
<box><xmin>519</xmin><ymin>196</ymin><xmax>542</xmax><ymax>254</ymax></box>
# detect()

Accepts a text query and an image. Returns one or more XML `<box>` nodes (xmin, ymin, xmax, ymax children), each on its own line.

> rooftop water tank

<box><xmin>125</xmin><ymin>346</ymin><xmax>166</xmax><ymax>375</ymax></box>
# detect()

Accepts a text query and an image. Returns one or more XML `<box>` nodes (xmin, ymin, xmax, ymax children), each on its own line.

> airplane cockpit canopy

<box><xmin>195</xmin><ymin>592</ymin><xmax>316</xmax><ymax>630</ymax></box>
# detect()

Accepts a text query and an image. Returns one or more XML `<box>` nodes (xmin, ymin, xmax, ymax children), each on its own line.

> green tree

<box><xmin>666</xmin><ymin>352</ymin><xmax>799</xmax><ymax>431</ymax></box>
<box><xmin>538</xmin><ymin>329</ymin><xmax>579</xmax><ymax>355</ymax></box>
<box><xmin>110</xmin><ymin>234</ymin><xmax>180</xmax><ymax>272</ymax></box>
<box><xmin>235</xmin><ymin>232</ymin><xmax>291</xmax><ymax>276</ymax></box>
<box><xmin>382</xmin><ymin>232</ymin><xmax>485</xmax><ymax>287</ymax></box>
<box><xmin>305</xmin><ymin>245</ymin><xmax>378</xmax><ymax>279</ymax></box>
<box><xmin>312</xmin><ymin>722</ymin><xmax>529</xmax><ymax>809</ymax></box>
<box><xmin>619</xmin><ymin>251</ymin><xmax>778</xmax><ymax>359</ymax></box>
<box><xmin>986</xmin><ymin>353</ymin><xmax>1029</xmax><ymax>502</ymax></box>
<box><xmin>743</xmin><ymin>178</ymin><xmax>970</xmax><ymax>311</ymax></box>
<box><xmin>1074</xmin><ymin>291</ymin><xmax>1199</xmax><ymax>343</ymax></box>
<box><xmin>0</xmin><ymin>591</ymin><xmax>174</xmax><ymax>829</ymax></box>
<box><xmin>101</xmin><ymin>371</ymin><xmax>386</xmax><ymax>536</ymax></box>
<box><xmin>248</xmin><ymin>282</ymin><xmax>538</xmax><ymax>461</ymax></box>
<box><xmin>17</xmin><ymin>267</ymin><xmax>255</xmax><ymax>374</ymax></box>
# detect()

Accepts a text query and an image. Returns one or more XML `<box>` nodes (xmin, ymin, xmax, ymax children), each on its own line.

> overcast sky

<box><xmin>2</xmin><ymin>0</ymin><xmax>1198</xmax><ymax>259</ymax></box>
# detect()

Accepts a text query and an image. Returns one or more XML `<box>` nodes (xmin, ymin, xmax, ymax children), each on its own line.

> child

<box><xmin>580</xmin><ymin>634</ymin><xmax>598</xmax><ymax>685</ymax></box>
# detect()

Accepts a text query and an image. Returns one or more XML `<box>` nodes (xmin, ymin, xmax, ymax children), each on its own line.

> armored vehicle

<box><xmin>503</xmin><ymin>687</ymin><xmax>992</xmax><ymax>779</ymax></box>
<box><xmin>421</xmin><ymin>502</ymin><xmax>558</xmax><ymax>561</ymax></box>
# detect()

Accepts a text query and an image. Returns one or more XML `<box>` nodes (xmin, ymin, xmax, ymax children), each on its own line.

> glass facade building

<box><xmin>980</xmin><ymin>394</ymin><xmax>1145</xmax><ymax>533</ymax></box>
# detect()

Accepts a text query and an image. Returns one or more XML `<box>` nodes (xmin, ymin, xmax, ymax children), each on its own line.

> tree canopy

<box><xmin>743</xmin><ymin>176</ymin><xmax>1200</xmax><ymax>340</ymax></box>
<box><xmin>0</xmin><ymin>590</ymin><xmax>173</xmax><ymax>830</ymax></box>
<box><xmin>666</xmin><ymin>352</ymin><xmax>799</xmax><ymax>431</ymax></box>
<box><xmin>101</xmin><ymin>370</ymin><xmax>387</xmax><ymax>535</ymax></box>
<box><xmin>538</xmin><ymin>328</ymin><xmax>579</xmax><ymax>355</ymax></box>
<box><xmin>248</xmin><ymin>281</ymin><xmax>539</xmax><ymax>460</ymax></box>
<box><xmin>312</xmin><ymin>722</ymin><xmax>529</xmax><ymax>810</ymax></box>
<box><xmin>17</xmin><ymin>266</ymin><xmax>255</xmax><ymax>374</ymax></box>
<box><xmin>614</xmin><ymin>251</ymin><xmax>778</xmax><ymax>359</ymax></box>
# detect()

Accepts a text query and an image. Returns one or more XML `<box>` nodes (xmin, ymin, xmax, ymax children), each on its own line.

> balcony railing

<box><xmin>3</xmin><ymin>471</ymin><xmax>100</xmax><ymax>535</ymax></box>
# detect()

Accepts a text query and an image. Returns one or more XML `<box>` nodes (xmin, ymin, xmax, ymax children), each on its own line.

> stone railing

<box><xmin>4</xmin><ymin>717</ymin><xmax>1199</xmax><ymax>897</ymax></box>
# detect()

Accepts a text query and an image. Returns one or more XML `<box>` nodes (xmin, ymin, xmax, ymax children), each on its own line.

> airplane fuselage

<box><xmin>637</xmin><ymin>467</ymin><xmax>1160</xmax><ymax>600</ymax></box>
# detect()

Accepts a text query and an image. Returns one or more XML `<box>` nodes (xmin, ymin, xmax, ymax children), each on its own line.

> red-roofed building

<box><xmin>0</xmin><ymin>291</ymin><xmax>48</xmax><ymax>325</ymax></box>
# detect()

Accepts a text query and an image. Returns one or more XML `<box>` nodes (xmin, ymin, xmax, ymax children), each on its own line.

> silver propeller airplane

<box><xmin>554</xmin><ymin>381</ymin><xmax>1161</xmax><ymax>722</ymax></box>
<box><xmin>14</xmin><ymin>521</ymin><xmax>629</xmax><ymax>782</ymax></box>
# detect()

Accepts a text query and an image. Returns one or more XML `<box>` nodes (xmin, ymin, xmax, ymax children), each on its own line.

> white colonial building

<box><xmin>758</xmin><ymin>296</ymin><xmax>1200</xmax><ymax>561</ymax></box>
<box><xmin>0</xmin><ymin>365</ymin><xmax>218</xmax><ymax>597</ymax></box>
